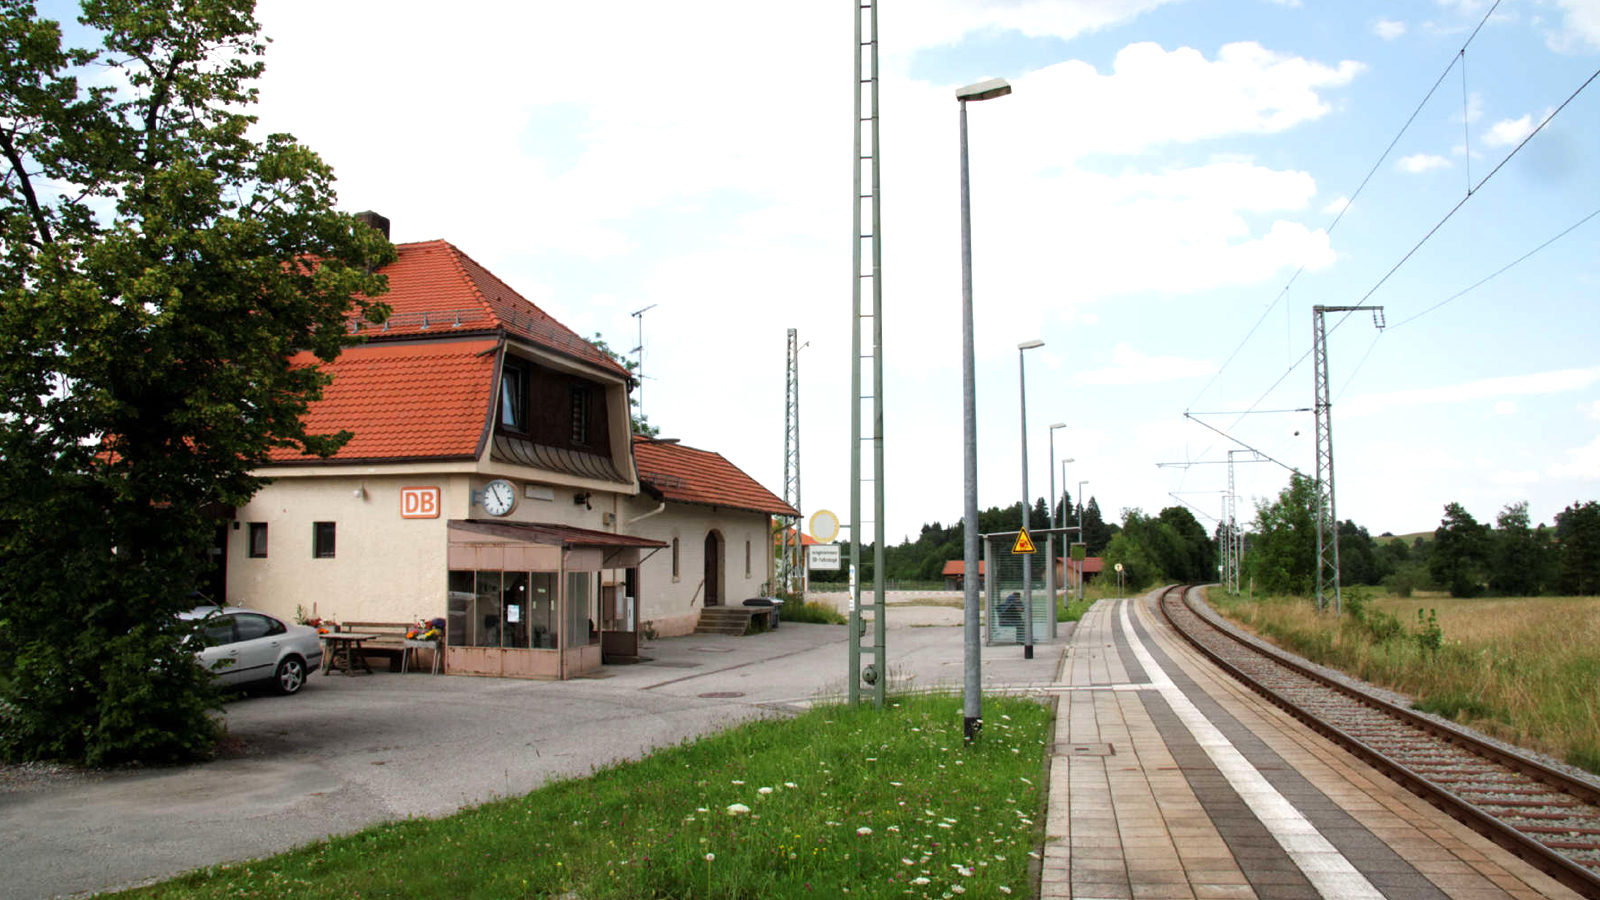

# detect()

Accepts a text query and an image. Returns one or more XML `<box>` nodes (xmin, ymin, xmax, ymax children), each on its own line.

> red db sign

<box><xmin>400</xmin><ymin>486</ymin><xmax>440</xmax><ymax>519</ymax></box>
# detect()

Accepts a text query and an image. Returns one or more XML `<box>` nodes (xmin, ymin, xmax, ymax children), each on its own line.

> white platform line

<box><xmin>1118</xmin><ymin>599</ymin><xmax>1385</xmax><ymax>900</ymax></box>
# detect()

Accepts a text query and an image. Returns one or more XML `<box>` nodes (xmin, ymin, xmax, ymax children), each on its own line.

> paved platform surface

<box><xmin>1041</xmin><ymin>591</ymin><xmax>1582</xmax><ymax>900</ymax></box>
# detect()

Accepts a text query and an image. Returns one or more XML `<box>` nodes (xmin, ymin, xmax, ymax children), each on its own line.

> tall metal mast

<box><xmin>849</xmin><ymin>0</ymin><xmax>886</xmax><ymax>707</ymax></box>
<box><xmin>782</xmin><ymin>329</ymin><xmax>804</xmax><ymax>593</ymax></box>
<box><xmin>1312</xmin><ymin>305</ymin><xmax>1383</xmax><ymax>615</ymax></box>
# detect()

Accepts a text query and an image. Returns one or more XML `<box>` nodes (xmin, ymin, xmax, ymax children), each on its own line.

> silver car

<box><xmin>182</xmin><ymin>606</ymin><xmax>323</xmax><ymax>695</ymax></box>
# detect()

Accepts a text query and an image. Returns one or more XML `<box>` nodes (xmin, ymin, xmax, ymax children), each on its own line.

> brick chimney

<box><xmin>354</xmin><ymin>210</ymin><xmax>390</xmax><ymax>240</ymax></box>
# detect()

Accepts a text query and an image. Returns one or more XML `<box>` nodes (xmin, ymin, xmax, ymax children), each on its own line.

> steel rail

<box><xmin>1154</xmin><ymin>585</ymin><xmax>1600</xmax><ymax>899</ymax></box>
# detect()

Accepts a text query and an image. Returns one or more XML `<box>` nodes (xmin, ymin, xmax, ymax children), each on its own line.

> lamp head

<box><xmin>1018</xmin><ymin>339</ymin><xmax>1044</xmax><ymax>351</ymax></box>
<box><xmin>1049</xmin><ymin>422</ymin><xmax>1067</xmax><ymax>431</ymax></box>
<box><xmin>956</xmin><ymin>77</ymin><xmax>1012</xmax><ymax>102</ymax></box>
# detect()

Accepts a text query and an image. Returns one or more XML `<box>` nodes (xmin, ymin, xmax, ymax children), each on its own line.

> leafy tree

<box><xmin>1430</xmin><ymin>503</ymin><xmax>1490</xmax><ymax>597</ymax></box>
<box><xmin>1554</xmin><ymin>500</ymin><xmax>1600</xmax><ymax>595</ymax></box>
<box><xmin>1246</xmin><ymin>473</ymin><xmax>1318</xmax><ymax>596</ymax></box>
<box><xmin>1336</xmin><ymin>519</ymin><xmax>1387</xmax><ymax>586</ymax></box>
<box><xmin>1488</xmin><ymin>501</ymin><xmax>1546</xmax><ymax>596</ymax></box>
<box><xmin>0</xmin><ymin>0</ymin><xmax>392</xmax><ymax>764</ymax></box>
<box><xmin>1080</xmin><ymin>497</ymin><xmax>1114</xmax><ymax>555</ymax></box>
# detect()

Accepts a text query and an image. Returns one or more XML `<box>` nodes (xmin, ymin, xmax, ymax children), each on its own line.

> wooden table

<box><xmin>320</xmin><ymin>632</ymin><xmax>380</xmax><ymax>675</ymax></box>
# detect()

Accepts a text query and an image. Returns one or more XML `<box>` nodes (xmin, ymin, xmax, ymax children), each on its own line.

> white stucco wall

<box><xmin>228</xmin><ymin>471</ymin><xmax>773</xmax><ymax>638</ymax></box>
<box><xmin>623</xmin><ymin>494</ymin><xmax>774</xmax><ymax>638</ymax></box>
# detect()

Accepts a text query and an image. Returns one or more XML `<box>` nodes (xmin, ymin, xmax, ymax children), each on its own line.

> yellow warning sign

<box><xmin>1011</xmin><ymin>528</ymin><xmax>1037</xmax><ymax>554</ymax></box>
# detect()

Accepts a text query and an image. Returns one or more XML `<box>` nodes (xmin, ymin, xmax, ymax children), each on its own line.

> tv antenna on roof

<box><xmin>630</xmin><ymin>304</ymin><xmax>657</xmax><ymax>426</ymax></box>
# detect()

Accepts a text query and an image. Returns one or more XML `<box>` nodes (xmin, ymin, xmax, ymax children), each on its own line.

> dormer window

<box><xmin>570</xmin><ymin>386</ymin><xmax>590</xmax><ymax>445</ymax></box>
<box><xmin>499</xmin><ymin>361</ymin><xmax>527</xmax><ymax>432</ymax></box>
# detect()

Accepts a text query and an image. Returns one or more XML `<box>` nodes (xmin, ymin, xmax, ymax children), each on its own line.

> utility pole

<box><xmin>781</xmin><ymin>329</ymin><xmax>805</xmax><ymax>594</ymax></box>
<box><xmin>849</xmin><ymin>0</ymin><xmax>886</xmax><ymax>707</ymax></box>
<box><xmin>1312</xmin><ymin>305</ymin><xmax>1384</xmax><ymax>615</ymax></box>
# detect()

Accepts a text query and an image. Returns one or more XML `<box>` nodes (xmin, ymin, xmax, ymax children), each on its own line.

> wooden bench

<box><xmin>340</xmin><ymin>621</ymin><xmax>439</xmax><ymax>673</ymax></box>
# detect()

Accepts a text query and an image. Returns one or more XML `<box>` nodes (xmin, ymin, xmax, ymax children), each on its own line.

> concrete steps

<box><xmin>694</xmin><ymin>607</ymin><xmax>757</xmax><ymax>636</ymax></box>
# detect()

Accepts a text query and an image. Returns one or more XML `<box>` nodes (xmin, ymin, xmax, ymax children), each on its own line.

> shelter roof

<box><xmin>450</xmin><ymin>519</ymin><xmax>668</xmax><ymax>548</ymax></box>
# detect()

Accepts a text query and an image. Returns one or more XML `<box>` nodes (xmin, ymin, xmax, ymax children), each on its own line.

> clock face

<box><xmin>482</xmin><ymin>479</ymin><xmax>516</xmax><ymax>516</ymax></box>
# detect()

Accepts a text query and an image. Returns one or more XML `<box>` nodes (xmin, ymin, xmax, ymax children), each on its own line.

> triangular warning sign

<box><xmin>1011</xmin><ymin>527</ymin><xmax>1037</xmax><ymax>554</ymax></box>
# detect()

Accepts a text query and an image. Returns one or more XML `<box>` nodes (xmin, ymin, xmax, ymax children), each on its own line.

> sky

<box><xmin>56</xmin><ymin>0</ymin><xmax>1600</xmax><ymax>543</ymax></box>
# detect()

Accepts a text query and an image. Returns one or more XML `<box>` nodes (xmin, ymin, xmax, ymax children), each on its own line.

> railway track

<box><xmin>1155</xmin><ymin>584</ymin><xmax>1600</xmax><ymax>899</ymax></box>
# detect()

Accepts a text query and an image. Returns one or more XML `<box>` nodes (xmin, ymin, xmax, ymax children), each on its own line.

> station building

<box><xmin>224</xmin><ymin>225</ymin><xmax>794</xmax><ymax>678</ymax></box>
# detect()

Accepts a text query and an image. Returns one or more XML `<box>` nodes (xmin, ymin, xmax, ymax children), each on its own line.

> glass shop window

<box><xmin>529</xmin><ymin>572</ymin><xmax>557</xmax><ymax>648</ymax></box>
<box><xmin>313</xmin><ymin>521</ymin><xmax>336</xmax><ymax>559</ymax></box>
<box><xmin>473</xmin><ymin>570</ymin><xmax>502</xmax><ymax>648</ymax></box>
<box><xmin>501</xmin><ymin>571</ymin><xmax>529</xmax><ymax>649</ymax></box>
<box><xmin>566</xmin><ymin>571</ymin><xmax>594</xmax><ymax>646</ymax></box>
<box><xmin>447</xmin><ymin>570</ymin><xmax>474</xmax><ymax>647</ymax></box>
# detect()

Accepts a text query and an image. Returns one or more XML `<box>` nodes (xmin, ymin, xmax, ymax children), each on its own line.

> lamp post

<box><xmin>1047</xmin><ymin>424</ymin><xmax>1066</xmax><ymax>630</ymax></box>
<box><xmin>957</xmin><ymin>76</ymin><xmax>1010</xmax><ymax>742</ymax></box>
<box><xmin>1018</xmin><ymin>339</ymin><xmax>1044</xmax><ymax>659</ymax></box>
<box><xmin>1077</xmin><ymin>479</ymin><xmax>1090</xmax><ymax>602</ymax></box>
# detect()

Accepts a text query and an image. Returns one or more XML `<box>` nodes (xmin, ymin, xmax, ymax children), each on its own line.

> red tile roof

<box><xmin>633</xmin><ymin>435</ymin><xmax>797</xmax><ymax>517</ymax></box>
<box><xmin>1068</xmin><ymin>557</ymin><xmax>1106</xmax><ymax>575</ymax></box>
<box><xmin>358</xmin><ymin>241</ymin><xmax>628</xmax><ymax>379</ymax></box>
<box><xmin>941</xmin><ymin>560</ymin><xmax>986</xmax><ymax>577</ymax></box>
<box><xmin>269</xmin><ymin>338</ymin><xmax>497</xmax><ymax>463</ymax></box>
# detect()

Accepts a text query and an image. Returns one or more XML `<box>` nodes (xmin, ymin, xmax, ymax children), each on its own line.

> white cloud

<box><xmin>999</xmin><ymin>43</ymin><xmax>1362</xmax><ymax>159</ymax></box>
<box><xmin>1265</xmin><ymin>0</ymin><xmax>1302</xmax><ymax>6</ymax></box>
<box><xmin>1344</xmin><ymin>367</ymin><xmax>1600</xmax><ymax>416</ymax></box>
<box><xmin>1374</xmin><ymin>18</ymin><xmax>1408</xmax><ymax>39</ymax></box>
<box><xmin>888</xmin><ymin>0</ymin><xmax>1184</xmax><ymax>50</ymax></box>
<box><xmin>1079</xmin><ymin>343</ymin><xmax>1214</xmax><ymax>385</ymax></box>
<box><xmin>1548</xmin><ymin>0</ymin><xmax>1600</xmax><ymax>50</ymax></box>
<box><xmin>1322</xmin><ymin>195</ymin><xmax>1350</xmax><ymax>215</ymax></box>
<box><xmin>1584</xmin><ymin>400</ymin><xmax>1600</xmax><ymax>420</ymax></box>
<box><xmin>1493</xmin><ymin>400</ymin><xmax>1517</xmax><ymax>415</ymax></box>
<box><xmin>1482</xmin><ymin>112</ymin><xmax>1540</xmax><ymax>148</ymax></box>
<box><xmin>1397</xmin><ymin>153</ymin><xmax>1452</xmax><ymax>173</ymax></box>
<box><xmin>1490</xmin><ymin>469</ymin><xmax>1542</xmax><ymax>486</ymax></box>
<box><xmin>1549</xmin><ymin>435</ymin><xmax>1600</xmax><ymax>480</ymax></box>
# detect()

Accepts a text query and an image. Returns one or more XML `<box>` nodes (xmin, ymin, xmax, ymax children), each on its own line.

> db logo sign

<box><xmin>400</xmin><ymin>486</ymin><xmax>441</xmax><ymax>519</ymax></box>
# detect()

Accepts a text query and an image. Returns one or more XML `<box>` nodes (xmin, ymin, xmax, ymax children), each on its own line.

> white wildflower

<box><xmin>726</xmin><ymin>803</ymin><xmax>751</xmax><ymax>816</ymax></box>
<box><xmin>857</xmin><ymin>826</ymin><xmax>873</xmax><ymax>836</ymax></box>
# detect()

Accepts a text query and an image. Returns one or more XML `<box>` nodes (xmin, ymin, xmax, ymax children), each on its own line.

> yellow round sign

<box><xmin>810</xmin><ymin>509</ymin><xmax>840</xmax><ymax>543</ymax></box>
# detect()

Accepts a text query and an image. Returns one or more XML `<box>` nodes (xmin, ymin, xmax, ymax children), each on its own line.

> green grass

<box><xmin>1207</xmin><ymin>590</ymin><xmax>1600</xmax><ymax>776</ymax></box>
<box><xmin>1057</xmin><ymin>596</ymin><xmax>1094</xmax><ymax>623</ymax></box>
<box><xmin>112</xmin><ymin>694</ymin><xmax>1053</xmax><ymax>899</ymax></box>
<box><xmin>780</xmin><ymin>601</ymin><xmax>848</xmax><ymax>625</ymax></box>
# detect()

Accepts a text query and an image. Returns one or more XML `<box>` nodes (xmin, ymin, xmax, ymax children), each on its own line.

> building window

<box><xmin>313</xmin><ymin>521</ymin><xmax>336</xmax><ymax>559</ymax></box>
<box><xmin>570</xmin><ymin>386</ymin><xmax>589</xmax><ymax>445</ymax></box>
<box><xmin>499</xmin><ymin>360</ymin><xmax>527</xmax><ymax>431</ymax></box>
<box><xmin>248</xmin><ymin>523</ymin><xmax>268</xmax><ymax>558</ymax></box>
<box><xmin>671</xmin><ymin>537</ymin><xmax>680</xmax><ymax>582</ymax></box>
<box><xmin>745</xmin><ymin>539</ymin><xmax>751</xmax><ymax>577</ymax></box>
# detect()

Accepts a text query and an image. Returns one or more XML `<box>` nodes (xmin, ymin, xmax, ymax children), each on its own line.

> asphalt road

<box><xmin>0</xmin><ymin>605</ymin><xmax>1072</xmax><ymax>899</ymax></box>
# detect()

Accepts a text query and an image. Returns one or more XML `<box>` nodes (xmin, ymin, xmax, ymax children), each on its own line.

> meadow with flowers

<box><xmin>112</xmin><ymin>693</ymin><xmax>1053</xmax><ymax>898</ymax></box>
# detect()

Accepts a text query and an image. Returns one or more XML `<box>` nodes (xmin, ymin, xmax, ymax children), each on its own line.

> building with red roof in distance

<box><xmin>227</xmin><ymin>216</ymin><xmax>793</xmax><ymax>677</ymax></box>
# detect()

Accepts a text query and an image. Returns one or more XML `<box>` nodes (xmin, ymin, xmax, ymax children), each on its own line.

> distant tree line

<box><xmin>1239</xmin><ymin>474</ymin><xmax>1600</xmax><ymax>599</ymax></box>
<box><xmin>812</xmin><ymin>492</ymin><xmax>1115</xmax><ymax>585</ymax></box>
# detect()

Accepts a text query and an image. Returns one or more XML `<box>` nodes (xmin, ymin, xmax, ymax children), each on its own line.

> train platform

<box><xmin>1040</xmin><ymin>592</ymin><xmax>1584</xmax><ymax>900</ymax></box>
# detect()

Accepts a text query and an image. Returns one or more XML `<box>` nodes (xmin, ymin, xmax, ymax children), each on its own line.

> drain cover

<box><xmin>1052</xmin><ymin>742</ymin><xmax>1116</xmax><ymax>757</ymax></box>
<box><xmin>698</xmin><ymin>691</ymin><xmax>746</xmax><ymax>699</ymax></box>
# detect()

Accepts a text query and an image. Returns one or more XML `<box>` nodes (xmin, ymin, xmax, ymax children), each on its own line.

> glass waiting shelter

<box><xmin>445</xmin><ymin>520</ymin><xmax>666</xmax><ymax>679</ymax></box>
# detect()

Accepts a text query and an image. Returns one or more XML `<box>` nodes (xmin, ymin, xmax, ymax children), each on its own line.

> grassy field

<box><xmin>113</xmin><ymin>694</ymin><xmax>1052</xmax><ymax>899</ymax></box>
<box><xmin>1207</xmin><ymin>589</ymin><xmax>1600</xmax><ymax>775</ymax></box>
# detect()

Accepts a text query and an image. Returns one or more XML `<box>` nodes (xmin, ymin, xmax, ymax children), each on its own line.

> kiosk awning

<box><xmin>448</xmin><ymin>519</ymin><xmax>668</xmax><ymax>570</ymax></box>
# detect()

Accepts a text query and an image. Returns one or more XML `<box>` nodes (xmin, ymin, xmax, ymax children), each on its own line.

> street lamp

<box><xmin>1047</xmin><ymin>424</ymin><xmax>1066</xmax><ymax>631</ymax></box>
<box><xmin>957</xmin><ymin>76</ymin><xmax>1010</xmax><ymax>743</ymax></box>
<box><xmin>1018</xmin><ymin>339</ymin><xmax>1044</xmax><ymax>660</ymax></box>
<box><xmin>1077</xmin><ymin>479</ymin><xmax>1090</xmax><ymax>602</ymax></box>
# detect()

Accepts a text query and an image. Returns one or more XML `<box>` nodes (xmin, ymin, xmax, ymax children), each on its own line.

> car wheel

<box><xmin>274</xmin><ymin>656</ymin><xmax>306</xmax><ymax>695</ymax></box>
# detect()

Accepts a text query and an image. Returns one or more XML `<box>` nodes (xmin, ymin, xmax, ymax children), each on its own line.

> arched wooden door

<box><xmin>704</xmin><ymin>530</ymin><xmax>723</xmax><ymax>606</ymax></box>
